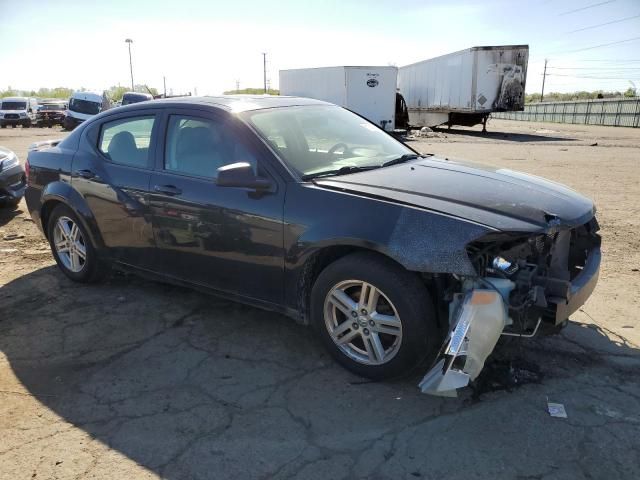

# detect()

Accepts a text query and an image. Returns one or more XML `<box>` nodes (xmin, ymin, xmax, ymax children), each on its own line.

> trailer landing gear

<box><xmin>482</xmin><ymin>115</ymin><xmax>488</xmax><ymax>133</ymax></box>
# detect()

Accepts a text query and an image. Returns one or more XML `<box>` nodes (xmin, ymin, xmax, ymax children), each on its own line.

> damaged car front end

<box><xmin>420</xmin><ymin>217</ymin><xmax>601</xmax><ymax>396</ymax></box>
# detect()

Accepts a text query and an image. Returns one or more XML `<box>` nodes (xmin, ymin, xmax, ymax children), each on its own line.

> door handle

<box><xmin>76</xmin><ymin>169</ymin><xmax>96</xmax><ymax>179</ymax></box>
<box><xmin>154</xmin><ymin>184</ymin><xmax>182</xmax><ymax>196</ymax></box>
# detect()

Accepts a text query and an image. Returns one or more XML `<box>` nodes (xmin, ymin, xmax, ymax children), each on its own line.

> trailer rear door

<box><xmin>345</xmin><ymin>67</ymin><xmax>396</xmax><ymax>130</ymax></box>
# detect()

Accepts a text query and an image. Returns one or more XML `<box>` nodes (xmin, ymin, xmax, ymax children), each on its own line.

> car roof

<box><xmin>119</xmin><ymin>95</ymin><xmax>332</xmax><ymax>113</ymax></box>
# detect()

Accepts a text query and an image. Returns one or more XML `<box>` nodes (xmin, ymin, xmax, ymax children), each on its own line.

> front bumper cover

<box><xmin>419</xmin><ymin>290</ymin><xmax>507</xmax><ymax>396</ymax></box>
<box><xmin>0</xmin><ymin>164</ymin><xmax>26</xmax><ymax>201</ymax></box>
<box><xmin>419</xmin><ymin>245</ymin><xmax>601</xmax><ymax>396</ymax></box>
<box><xmin>550</xmin><ymin>246</ymin><xmax>601</xmax><ymax>323</ymax></box>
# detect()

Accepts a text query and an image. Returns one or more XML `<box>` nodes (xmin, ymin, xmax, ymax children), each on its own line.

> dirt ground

<box><xmin>0</xmin><ymin>119</ymin><xmax>639</xmax><ymax>479</ymax></box>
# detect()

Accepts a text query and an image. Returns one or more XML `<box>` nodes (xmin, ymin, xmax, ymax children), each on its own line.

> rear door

<box><xmin>72</xmin><ymin>109</ymin><xmax>160</xmax><ymax>268</ymax></box>
<box><xmin>148</xmin><ymin>108</ymin><xmax>285</xmax><ymax>305</ymax></box>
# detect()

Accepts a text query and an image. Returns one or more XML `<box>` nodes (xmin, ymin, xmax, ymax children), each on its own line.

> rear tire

<box><xmin>310</xmin><ymin>252</ymin><xmax>440</xmax><ymax>380</ymax></box>
<box><xmin>47</xmin><ymin>204</ymin><xmax>108</xmax><ymax>283</ymax></box>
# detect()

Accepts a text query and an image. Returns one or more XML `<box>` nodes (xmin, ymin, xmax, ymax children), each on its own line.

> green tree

<box><xmin>0</xmin><ymin>86</ymin><xmax>19</xmax><ymax>98</ymax></box>
<box><xmin>106</xmin><ymin>86</ymin><xmax>129</xmax><ymax>102</ymax></box>
<box><xmin>223</xmin><ymin>88</ymin><xmax>279</xmax><ymax>95</ymax></box>
<box><xmin>624</xmin><ymin>87</ymin><xmax>637</xmax><ymax>98</ymax></box>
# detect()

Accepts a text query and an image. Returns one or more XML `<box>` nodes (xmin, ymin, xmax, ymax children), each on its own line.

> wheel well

<box><xmin>297</xmin><ymin>246</ymin><xmax>419</xmax><ymax>325</ymax></box>
<box><xmin>296</xmin><ymin>246</ymin><xmax>363</xmax><ymax>324</ymax></box>
<box><xmin>40</xmin><ymin>200</ymin><xmax>62</xmax><ymax>239</ymax></box>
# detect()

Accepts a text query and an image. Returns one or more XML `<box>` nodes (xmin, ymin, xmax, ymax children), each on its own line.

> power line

<box><xmin>547</xmin><ymin>66</ymin><xmax>640</xmax><ymax>70</ymax></box>
<box><xmin>546</xmin><ymin>73</ymin><xmax>640</xmax><ymax>80</ymax></box>
<box><xmin>558</xmin><ymin>36</ymin><xmax>640</xmax><ymax>54</ymax></box>
<box><xmin>559</xmin><ymin>0</ymin><xmax>616</xmax><ymax>16</ymax></box>
<box><xmin>567</xmin><ymin>59</ymin><xmax>640</xmax><ymax>62</ymax></box>
<box><xmin>567</xmin><ymin>14</ymin><xmax>640</xmax><ymax>33</ymax></box>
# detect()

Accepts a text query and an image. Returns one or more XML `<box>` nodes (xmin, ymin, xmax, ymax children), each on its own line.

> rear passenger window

<box><xmin>165</xmin><ymin>115</ymin><xmax>259</xmax><ymax>178</ymax></box>
<box><xmin>99</xmin><ymin>116</ymin><xmax>155</xmax><ymax>168</ymax></box>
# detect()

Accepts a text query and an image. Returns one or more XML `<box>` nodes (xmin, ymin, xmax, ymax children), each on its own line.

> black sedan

<box><xmin>25</xmin><ymin>96</ymin><xmax>601</xmax><ymax>395</ymax></box>
<box><xmin>0</xmin><ymin>147</ymin><xmax>26</xmax><ymax>207</ymax></box>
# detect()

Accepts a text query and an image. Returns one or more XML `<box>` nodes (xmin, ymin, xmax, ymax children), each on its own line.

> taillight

<box><xmin>24</xmin><ymin>159</ymin><xmax>30</xmax><ymax>183</ymax></box>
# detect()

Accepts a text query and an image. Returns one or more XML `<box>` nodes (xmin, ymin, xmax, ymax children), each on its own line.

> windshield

<box><xmin>1</xmin><ymin>101</ymin><xmax>27</xmax><ymax>110</ymax></box>
<box><xmin>41</xmin><ymin>104</ymin><xmax>65</xmax><ymax>111</ymax></box>
<box><xmin>69</xmin><ymin>98</ymin><xmax>101</xmax><ymax>115</ymax></box>
<box><xmin>244</xmin><ymin>105</ymin><xmax>414</xmax><ymax>178</ymax></box>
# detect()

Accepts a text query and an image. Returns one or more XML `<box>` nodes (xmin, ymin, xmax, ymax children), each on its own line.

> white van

<box><xmin>63</xmin><ymin>91</ymin><xmax>111</xmax><ymax>130</ymax></box>
<box><xmin>0</xmin><ymin>97</ymin><xmax>38</xmax><ymax>128</ymax></box>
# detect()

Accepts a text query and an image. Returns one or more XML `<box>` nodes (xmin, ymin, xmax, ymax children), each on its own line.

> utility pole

<box><xmin>262</xmin><ymin>52</ymin><xmax>267</xmax><ymax>94</ymax></box>
<box><xmin>125</xmin><ymin>38</ymin><xmax>134</xmax><ymax>91</ymax></box>
<box><xmin>541</xmin><ymin>58</ymin><xmax>548</xmax><ymax>102</ymax></box>
<box><xmin>235</xmin><ymin>79</ymin><xmax>240</xmax><ymax>92</ymax></box>
<box><xmin>163</xmin><ymin>76</ymin><xmax>167</xmax><ymax>98</ymax></box>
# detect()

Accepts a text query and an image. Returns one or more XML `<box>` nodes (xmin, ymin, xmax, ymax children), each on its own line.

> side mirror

<box><xmin>216</xmin><ymin>162</ymin><xmax>271</xmax><ymax>190</ymax></box>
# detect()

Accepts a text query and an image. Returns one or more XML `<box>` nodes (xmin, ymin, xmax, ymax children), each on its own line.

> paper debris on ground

<box><xmin>547</xmin><ymin>401</ymin><xmax>568</xmax><ymax>418</ymax></box>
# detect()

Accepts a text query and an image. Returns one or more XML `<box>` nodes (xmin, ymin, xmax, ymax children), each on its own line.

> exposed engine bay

<box><xmin>420</xmin><ymin>218</ymin><xmax>602</xmax><ymax>396</ymax></box>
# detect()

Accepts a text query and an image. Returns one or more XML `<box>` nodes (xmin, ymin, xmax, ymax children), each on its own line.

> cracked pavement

<box><xmin>1</xmin><ymin>120</ymin><xmax>639</xmax><ymax>479</ymax></box>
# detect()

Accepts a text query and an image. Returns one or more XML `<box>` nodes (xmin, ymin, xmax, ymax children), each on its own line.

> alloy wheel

<box><xmin>324</xmin><ymin>280</ymin><xmax>403</xmax><ymax>365</ymax></box>
<box><xmin>53</xmin><ymin>216</ymin><xmax>87</xmax><ymax>273</ymax></box>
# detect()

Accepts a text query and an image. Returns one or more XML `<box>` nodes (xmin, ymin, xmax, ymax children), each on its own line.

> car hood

<box><xmin>313</xmin><ymin>156</ymin><xmax>595</xmax><ymax>231</ymax></box>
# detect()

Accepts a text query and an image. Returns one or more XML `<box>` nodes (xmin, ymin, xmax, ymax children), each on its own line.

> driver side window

<box><xmin>165</xmin><ymin>115</ymin><xmax>259</xmax><ymax>179</ymax></box>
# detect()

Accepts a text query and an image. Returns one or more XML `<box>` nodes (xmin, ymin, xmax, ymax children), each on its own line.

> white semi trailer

<box><xmin>279</xmin><ymin>66</ymin><xmax>398</xmax><ymax>130</ymax></box>
<box><xmin>398</xmin><ymin>45</ymin><xmax>529</xmax><ymax>131</ymax></box>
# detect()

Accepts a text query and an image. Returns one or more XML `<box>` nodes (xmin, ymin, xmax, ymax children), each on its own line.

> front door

<box><xmin>148</xmin><ymin>109</ymin><xmax>285</xmax><ymax>305</ymax></box>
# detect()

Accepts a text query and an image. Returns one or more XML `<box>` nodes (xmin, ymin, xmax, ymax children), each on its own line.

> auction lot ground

<box><xmin>1</xmin><ymin>119</ymin><xmax>639</xmax><ymax>479</ymax></box>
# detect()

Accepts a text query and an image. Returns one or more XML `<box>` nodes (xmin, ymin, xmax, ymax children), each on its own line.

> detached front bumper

<box><xmin>419</xmin><ymin>245</ymin><xmax>601</xmax><ymax>397</ymax></box>
<box><xmin>419</xmin><ymin>289</ymin><xmax>508</xmax><ymax>396</ymax></box>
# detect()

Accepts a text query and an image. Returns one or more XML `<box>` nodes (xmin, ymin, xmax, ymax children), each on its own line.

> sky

<box><xmin>1</xmin><ymin>0</ymin><xmax>639</xmax><ymax>96</ymax></box>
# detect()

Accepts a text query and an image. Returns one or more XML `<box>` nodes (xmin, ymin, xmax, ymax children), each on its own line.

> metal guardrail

<box><xmin>492</xmin><ymin>98</ymin><xmax>640</xmax><ymax>128</ymax></box>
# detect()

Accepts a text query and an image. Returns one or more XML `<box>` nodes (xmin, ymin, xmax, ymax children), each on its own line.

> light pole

<box><xmin>541</xmin><ymin>58</ymin><xmax>547</xmax><ymax>102</ymax></box>
<box><xmin>125</xmin><ymin>38</ymin><xmax>134</xmax><ymax>91</ymax></box>
<box><xmin>262</xmin><ymin>52</ymin><xmax>267</xmax><ymax>94</ymax></box>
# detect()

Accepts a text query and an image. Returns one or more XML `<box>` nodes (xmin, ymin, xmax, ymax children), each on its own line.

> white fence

<box><xmin>493</xmin><ymin>98</ymin><xmax>640</xmax><ymax>128</ymax></box>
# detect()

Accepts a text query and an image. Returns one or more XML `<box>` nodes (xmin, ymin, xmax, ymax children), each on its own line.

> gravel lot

<box><xmin>1</xmin><ymin>119</ymin><xmax>639</xmax><ymax>479</ymax></box>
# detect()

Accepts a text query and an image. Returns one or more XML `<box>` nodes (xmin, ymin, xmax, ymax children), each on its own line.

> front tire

<box><xmin>310</xmin><ymin>252</ymin><xmax>439</xmax><ymax>380</ymax></box>
<box><xmin>47</xmin><ymin>204</ymin><xmax>107</xmax><ymax>283</ymax></box>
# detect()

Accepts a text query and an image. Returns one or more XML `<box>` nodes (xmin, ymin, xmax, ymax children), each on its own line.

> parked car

<box><xmin>121</xmin><ymin>92</ymin><xmax>153</xmax><ymax>105</ymax></box>
<box><xmin>0</xmin><ymin>147</ymin><xmax>26</xmax><ymax>207</ymax></box>
<box><xmin>24</xmin><ymin>96</ymin><xmax>601</xmax><ymax>395</ymax></box>
<box><xmin>36</xmin><ymin>101</ymin><xmax>68</xmax><ymax>127</ymax></box>
<box><xmin>0</xmin><ymin>97</ymin><xmax>38</xmax><ymax>128</ymax></box>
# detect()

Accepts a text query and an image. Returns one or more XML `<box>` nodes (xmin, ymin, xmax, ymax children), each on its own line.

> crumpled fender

<box><xmin>386</xmin><ymin>208</ymin><xmax>493</xmax><ymax>276</ymax></box>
